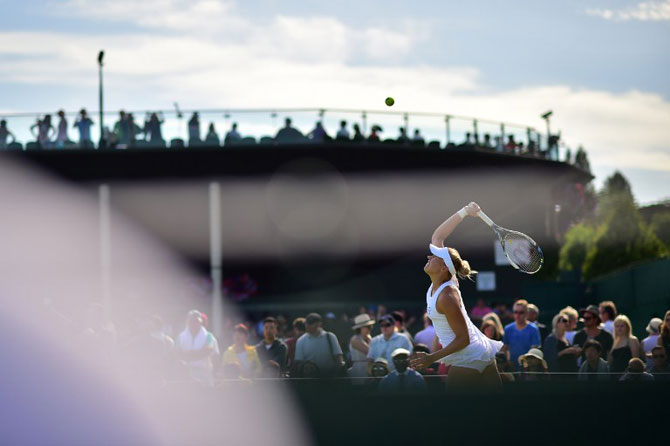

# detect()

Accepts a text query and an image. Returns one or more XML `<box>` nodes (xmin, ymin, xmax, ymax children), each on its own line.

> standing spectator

<box><xmin>367</xmin><ymin>314</ymin><xmax>412</xmax><ymax>373</ymax></box>
<box><xmin>470</xmin><ymin>298</ymin><xmax>493</xmax><ymax>323</ymax></box>
<box><xmin>560</xmin><ymin>306</ymin><xmax>579</xmax><ymax>344</ymax></box>
<box><xmin>307</xmin><ymin>121</ymin><xmax>328</xmax><ymax>143</ymax></box>
<box><xmin>0</xmin><ymin>120</ymin><xmax>15</xmax><ymax>149</ymax></box>
<box><xmin>255</xmin><ymin>317</ymin><xmax>288</xmax><ymax>374</ymax></box>
<box><xmin>619</xmin><ymin>358</ymin><xmax>654</xmax><ymax>382</ymax></box>
<box><xmin>572</xmin><ymin>305</ymin><xmax>613</xmax><ymax>360</ymax></box>
<box><xmin>517</xmin><ymin>348</ymin><xmax>549</xmax><ymax>381</ymax></box>
<box><xmin>378</xmin><ymin>348</ymin><xmax>426</xmax><ymax>393</ymax></box>
<box><xmin>577</xmin><ymin>340</ymin><xmax>609</xmax><ymax>381</ymax></box>
<box><xmin>286</xmin><ymin>317</ymin><xmax>306</xmax><ymax>374</ymax></box>
<box><xmin>222</xmin><ymin>323</ymin><xmax>261</xmax><ymax>379</ymax></box>
<box><xmin>224</xmin><ymin>122</ymin><xmax>241</xmax><ymax>144</ymax></box>
<box><xmin>642</xmin><ymin>317</ymin><xmax>662</xmax><ymax>369</ymax></box>
<box><xmin>412</xmin><ymin>129</ymin><xmax>424</xmax><ymax>144</ymax></box>
<box><xmin>543</xmin><ymin>313</ymin><xmax>580</xmax><ymax>375</ymax></box>
<box><xmin>175</xmin><ymin>310</ymin><xmax>220</xmax><ymax>383</ymax></box>
<box><xmin>502</xmin><ymin>299</ymin><xmax>541</xmax><ymax>369</ymax></box>
<box><xmin>127</xmin><ymin>113</ymin><xmax>142</xmax><ymax>147</ymax></box>
<box><xmin>608</xmin><ymin>315</ymin><xmax>643</xmax><ymax>379</ymax></box>
<box><xmin>658</xmin><ymin>310</ymin><xmax>670</xmax><ymax>356</ymax></box>
<box><xmin>391</xmin><ymin>311</ymin><xmax>413</xmax><ymax>345</ymax></box>
<box><xmin>335</xmin><ymin>120</ymin><xmax>350</xmax><ymax>140</ymax></box>
<box><xmin>482</xmin><ymin>134</ymin><xmax>493</xmax><ymax>150</ymax></box>
<box><xmin>205</xmin><ymin>123</ymin><xmax>220</xmax><ymax>144</ymax></box>
<box><xmin>31</xmin><ymin>114</ymin><xmax>55</xmax><ymax>148</ymax></box>
<box><xmin>188</xmin><ymin>112</ymin><xmax>200</xmax><ymax>141</ymax></box>
<box><xmin>414</xmin><ymin>313</ymin><xmax>436</xmax><ymax>352</ymax></box>
<box><xmin>113</xmin><ymin>111</ymin><xmax>129</xmax><ymax>146</ymax></box>
<box><xmin>493</xmin><ymin>302</ymin><xmax>513</xmax><ymax>325</ymax></box>
<box><xmin>73</xmin><ymin>109</ymin><xmax>93</xmax><ymax>148</ymax></box>
<box><xmin>504</xmin><ymin>135</ymin><xmax>517</xmax><ymax>153</ymax></box>
<box><xmin>599</xmin><ymin>301</ymin><xmax>617</xmax><ymax>335</ymax></box>
<box><xmin>527</xmin><ymin>303</ymin><xmax>548</xmax><ymax>342</ymax></box>
<box><xmin>348</xmin><ymin>314</ymin><xmax>375</xmax><ymax>379</ymax></box>
<box><xmin>649</xmin><ymin>346</ymin><xmax>668</xmax><ymax>380</ymax></box>
<box><xmin>275</xmin><ymin>118</ymin><xmax>304</xmax><ymax>142</ymax></box>
<box><xmin>352</xmin><ymin>123</ymin><xmax>364</xmax><ymax>141</ymax></box>
<box><xmin>144</xmin><ymin>112</ymin><xmax>164</xmax><ymax>143</ymax></box>
<box><xmin>294</xmin><ymin>313</ymin><xmax>345</xmax><ymax>377</ymax></box>
<box><xmin>481</xmin><ymin>319</ymin><xmax>503</xmax><ymax>342</ymax></box>
<box><xmin>397</xmin><ymin>127</ymin><xmax>409</xmax><ymax>143</ymax></box>
<box><xmin>55</xmin><ymin>110</ymin><xmax>70</xmax><ymax>148</ymax></box>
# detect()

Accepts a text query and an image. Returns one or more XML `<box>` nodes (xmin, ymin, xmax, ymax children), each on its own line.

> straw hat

<box><xmin>518</xmin><ymin>348</ymin><xmax>548</xmax><ymax>369</ymax></box>
<box><xmin>352</xmin><ymin>314</ymin><xmax>375</xmax><ymax>330</ymax></box>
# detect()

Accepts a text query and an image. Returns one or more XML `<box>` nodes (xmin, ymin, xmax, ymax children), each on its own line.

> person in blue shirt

<box><xmin>378</xmin><ymin>348</ymin><xmax>426</xmax><ymax>393</ymax></box>
<box><xmin>503</xmin><ymin>299</ymin><xmax>541</xmax><ymax>370</ymax></box>
<box><xmin>367</xmin><ymin>315</ymin><xmax>412</xmax><ymax>373</ymax></box>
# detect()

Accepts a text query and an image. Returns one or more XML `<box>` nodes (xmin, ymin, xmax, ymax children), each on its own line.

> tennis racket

<box><xmin>477</xmin><ymin>210</ymin><xmax>544</xmax><ymax>274</ymax></box>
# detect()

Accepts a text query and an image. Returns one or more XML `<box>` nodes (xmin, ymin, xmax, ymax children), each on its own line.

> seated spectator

<box><xmin>296</xmin><ymin>360</ymin><xmax>320</xmax><ymax>379</ymax></box>
<box><xmin>413</xmin><ymin>313</ymin><xmax>435</xmax><ymax>352</ymax></box>
<box><xmin>504</xmin><ymin>135</ymin><xmax>517</xmax><ymax>153</ymax></box>
<box><xmin>294</xmin><ymin>313</ymin><xmax>345</xmax><ymax>378</ymax></box>
<box><xmin>599</xmin><ymin>301</ymin><xmax>617</xmax><ymax>335</ymax></box>
<box><xmin>459</xmin><ymin>132</ymin><xmax>473</xmax><ymax>148</ymax></box>
<box><xmin>224</xmin><ymin>122</ymin><xmax>242</xmax><ymax>144</ymax></box>
<box><xmin>412</xmin><ymin>129</ymin><xmax>424</xmax><ymax>144</ymax></box>
<box><xmin>482</xmin><ymin>312</ymin><xmax>504</xmax><ymax>339</ymax></box>
<box><xmin>397</xmin><ymin>127</ymin><xmax>409</xmax><ymax>143</ymax></box>
<box><xmin>275</xmin><ymin>118</ymin><xmax>304</xmax><ymax>142</ymax></box>
<box><xmin>286</xmin><ymin>317</ymin><xmax>306</xmax><ymax>375</ymax></box>
<box><xmin>222</xmin><ymin>323</ymin><xmax>261</xmax><ymax>379</ymax></box>
<box><xmin>175</xmin><ymin>310</ymin><xmax>220</xmax><ymax>383</ymax></box>
<box><xmin>609</xmin><ymin>314</ymin><xmax>643</xmax><ymax>380</ymax></box>
<box><xmin>560</xmin><ymin>306</ymin><xmax>579</xmax><ymax>344</ymax></box>
<box><xmin>649</xmin><ymin>346</ymin><xmax>669</xmax><ymax>381</ymax></box>
<box><xmin>368</xmin><ymin>124</ymin><xmax>382</xmax><ymax>142</ymax></box>
<box><xmin>370</xmin><ymin>357</ymin><xmax>390</xmax><ymax>378</ymax></box>
<box><xmin>503</xmin><ymin>299</ymin><xmax>541</xmax><ymax>370</ymax></box>
<box><xmin>255</xmin><ymin>317</ymin><xmax>288</xmax><ymax>374</ymax></box>
<box><xmin>335</xmin><ymin>120</ymin><xmax>350</xmax><ymax>140</ymax></box>
<box><xmin>543</xmin><ymin>313</ymin><xmax>580</xmax><ymax>375</ymax></box>
<box><xmin>527</xmin><ymin>303</ymin><xmax>548</xmax><ymax>342</ymax></box>
<box><xmin>577</xmin><ymin>340</ymin><xmax>609</xmax><ymax>382</ymax></box>
<box><xmin>470</xmin><ymin>297</ymin><xmax>493</xmax><ymax>322</ymax></box>
<box><xmin>495</xmin><ymin>351</ymin><xmax>515</xmax><ymax>382</ymax></box>
<box><xmin>480</xmin><ymin>319</ymin><xmax>503</xmax><ymax>342</ymax></box>
<box><xmin>188</xmin><ymin>112</ymin><xmax>200</xmax><ymax>141</ymax></box>
<box><xmin>572</xmin><ymin>305</ymin><xmax>613</xmax><ymax>361</ymax></box>
<box><xmin>0</xmin><ymin>119</ymin><xmax>15</xmax><ymax>149</ymax></box>
<box><xmin>518</xmin><ymin>348</ymin><xmax>549</xmax><ymax>381</ymax></box>
<box><xmin>378</xmin><ymin>348</ymin><xmax>426</xmax><ymax>393</ymax></box>
<box><xmin>205</xmin><ymin>123</ymin><xmax>220</xmax><ymax>144</ymax></box>
<box><xmin>348</xmin><ymin>314</ymin><xmax>375</xmax><ymax>379</ymax></box>
<box><xmin>642</xmin><ymin>317</ymin><xmax>662</xmax><ymax>369</ymax></box>
<box><xmin>73</xmin><ymin>109</ymin><xmax>93</xmax><ymax>148</ymax></box>
<box><xmin>367</xmin><ymin>314</ymin><xmax>412</xmax><ymax>373</ymax></box>
<box><xmin>307</xmin><ymin>121</ymin><xmax>328</xmax><ymax>143</ymax></box>
<box><xmin>352</xmin><ymin>123</ymin><xmax>364</xmax><ymax>141</ymax></box>
<box><xmin>481</xmin><ymin>133</ymin><xmax>493</xmax><ymax>150</ymax></box>
<box><xmin>619</xmin><ymin>358</ymin><xmax>654</xmax><ymax>382</ymax></box>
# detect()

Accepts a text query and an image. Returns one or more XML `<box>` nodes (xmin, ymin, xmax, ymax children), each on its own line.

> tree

<box><xmin>558</xmin><ymin>223</ymin><xmax>595</xmax><ymax>271</ymax></box>
<box><xmin>650</xmin><ymin>212</ymin><xmax>670</xmax><ymax>249</ymax></box>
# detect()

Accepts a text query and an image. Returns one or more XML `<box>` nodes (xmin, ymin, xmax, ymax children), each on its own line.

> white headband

<box><xmin>429</xmin><ymin>244</ymin><xmax>457</xmax><ymax>277</ymax></box>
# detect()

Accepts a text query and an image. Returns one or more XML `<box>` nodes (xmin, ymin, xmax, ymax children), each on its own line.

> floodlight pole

<box><xmin>209</xmin><ymin>182</ymin><xmax>223</xmax><ymax>338</ymax></box>
<box><xmin>98</xmin><ymin>50</ymin><xmax>105</xmax><ymax>149</ymax></box>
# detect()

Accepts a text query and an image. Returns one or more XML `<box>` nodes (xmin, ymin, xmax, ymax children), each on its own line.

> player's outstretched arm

<box><xmin>431</xmin><ymin>202</ymin><xmax>481</xmax><ymax>247</ymax></box>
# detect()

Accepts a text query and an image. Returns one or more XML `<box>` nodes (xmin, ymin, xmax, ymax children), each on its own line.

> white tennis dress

<box><xmin>426</xmin><ymin>279</ymin><xmax>503</xmax><ymax>372</ymax></box>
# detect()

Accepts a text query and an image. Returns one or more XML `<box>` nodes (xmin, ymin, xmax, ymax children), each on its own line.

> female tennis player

<box><xmin>410</xmin><ymin>202</ymin><xmax>503</xmax><ymax>388</ymax></box>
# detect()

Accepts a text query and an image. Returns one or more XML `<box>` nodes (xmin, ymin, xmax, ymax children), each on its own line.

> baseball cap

<box><xmin>391</xmin><ymin>348</ymin><xmax>410</xmax><ymax>359</ymax></box>
<box><xmin>647</xmin><ymin>318</ymin><xmax>662</xmax><ymax>334</ymax></box>
<box><xmin>305</xmin><ymin>313</ymin><xmax>322</xmax><ymax>324</ymax></box>
<box><xmin>378</xmin><ymin>314</ymin><xmax>395</xmax><ymax>326</ymax></box>
<box><xmin>579</xmin><ymin>305</ymin><xmax>600</xmax><ymax>321</ymax></box>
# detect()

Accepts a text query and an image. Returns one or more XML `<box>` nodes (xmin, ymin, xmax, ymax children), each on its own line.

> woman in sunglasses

<box><xmin>543</xmin><ymin>313</ymin><xmax>581</xmax><ymax>379</ymax></box>
<box><xmin>410</xmin><ymin>202</ymin><xmax>503</xmax><ymax>388</ymax></box>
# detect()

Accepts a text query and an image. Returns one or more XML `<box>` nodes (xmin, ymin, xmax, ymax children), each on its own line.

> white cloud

<box><xmin>586</xmin><ymin>1</ymin><xmax>670</xmax><ymax>21</ymax></box>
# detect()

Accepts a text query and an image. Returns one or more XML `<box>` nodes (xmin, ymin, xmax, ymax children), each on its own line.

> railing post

<box><xmin>500</xmin><ymin>123</ymin><xmax>505</xmax><ymax>149</ymax></box>
<box><xmin>473</xmin><ymin>119</ymin><xmax>478</xmax><ymax>145</ymax></box>
<box><xmin>445</xmin><ymin>115</ymin><xmax>451</xmax><ymax>146</ymax></box>
<box><xmin>362</xmin><ymin>111</ymin><xmax>367</xmax><ymax>135</ymax></box>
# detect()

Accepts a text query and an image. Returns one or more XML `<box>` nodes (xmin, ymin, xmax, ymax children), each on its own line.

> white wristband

<box><xmin>457</xmin><ymin>207</ymin><xmax>468</xmax><ymax>219</ymax></box>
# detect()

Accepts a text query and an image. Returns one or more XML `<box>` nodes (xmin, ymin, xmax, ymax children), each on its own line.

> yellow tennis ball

<box><xmin>385</xmin><ymin>97</ymin><xmax>395</xmax><ymax>107</ymax></box>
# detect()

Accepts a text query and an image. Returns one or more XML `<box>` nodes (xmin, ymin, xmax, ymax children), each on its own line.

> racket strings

<box><xmin>503</xmin><ymin>232</ymin><xmax>544</xmax><ymax>274</ymax></box>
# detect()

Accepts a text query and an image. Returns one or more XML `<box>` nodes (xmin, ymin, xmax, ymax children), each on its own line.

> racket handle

<box><xmin>477</xmin><ymin>210</ymin><xmax>495</xmax><ymax>227</ymax></box>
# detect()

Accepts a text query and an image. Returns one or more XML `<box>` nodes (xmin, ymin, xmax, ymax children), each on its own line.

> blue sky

<box><xmin>1</xmin><ymin>0</ymin><xmax>669</xmax><ymax>203</ymax></box>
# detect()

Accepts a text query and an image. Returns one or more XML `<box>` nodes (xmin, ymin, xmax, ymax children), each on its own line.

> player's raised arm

<box><xmin>431</xmin><ymin>202</ymin><xmax>481</xmax><ymax>247</ymax></box>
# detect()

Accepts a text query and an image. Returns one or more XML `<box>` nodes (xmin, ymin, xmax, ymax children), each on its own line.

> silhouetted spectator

<box><xmin>55</xmin><ymin>110</ymin><xmax>70</xmax><ymax>148</ymax></box>
<box><xmin>352</xmin><ymin>123</ymin><xmax>364</xmax><ymax>141</ymax></box>
<box><xmin>503</xmin><ymin>299</ymin><xmax>541</xmax><ymax>370</ymax></box>
<box><xmin>619</xmin><ymin>358</ymin><xmax>654</xmax><ymax>382</ymax></box>
<box><xmin>113</xmin><ymin>111</ymin><xmax>129</xmax><ymax>146</ymax></box>
<box><xmin>642</xmin><ymin>317</ymin><xmax>662</xmax><ymax>369</ymax></box>
<box><xmin>599</xmin><ymin>301</ymin><xmax>617</xmax><ymax>335</ymax></box>
<box><xmin>188</xmin><ymin>112</ymin><xmax>200</xmax><ymax>141</ymax></box>
<box><xmin>31</xmin><ymin>114</ymin><xmax>55</xmax><ymax>148</ymax></box>
<box><xmin>144</xmin><ymin>112</ymin><xmax>164</xmax><ymax>143</ymax></box>
<box><xmin>275</xmin><ymin>118</ymin><xmax>304</xmax><ymax>142</ymax></box>
<box><xmin>205</xmin><ymin>123</ymin><xmax>220</xmax><ymax>145</ymax></box>
<box><xmin>572</xmin><ymin>305</ymin><xmax>613</xmax><ymax>361</ymax></box>
<box><xmin>294</xmin><ymin>313</ymin><xmax>345</xmax><ymax>377</ymax></box>
<box><xmin>367</xmin><ymin>314</ymin><xmax>411</xmax><ymax>372</ymax></box>
<box><xmin>225</xmin><ymin>122</ymin><xmax>241</xmax><ymax>144</ymax></box>
<box><xmin>482</xmin><ymin>133</ymin><xmax>493</xmax><ymax>150</ymax></box>
<box><xmin>577</xmin><ymin>340</ymin><xmax>609</xmax><ymax>381</ymax></box>
<box><xmin>73</xmin><ymin>109</ymin><xmax>93</xmax><ymax>148</ymax></box>
<box><xmin>504</xmin><ymin>135</ymin><xmax>517</xmax><ymax>153</ymax></box>
<box><xmin>336</xmin><ymin>120</ymin><xmax>350</xmax><ymax>140</ymax></box>
<box><xmin>397</xmin><ymin>127</ymin><xmax>408</xmax><ymax>143</ymax></box>
<box><xmin>0</xmin><ymin>120</ymin><xmax>15</xmax><ymax>148</ymax></box>
<box><xmin>412</xmin><ymin>129</ymin><xmax>424</xmax><ymax>144</ymax></box>
<box><xmin>378</xmin><ymin>348</ymin><xmax>426</xmax><ymax>392</ymax></box>
<box><xmin>255</xmin><ymin>317</ymin><xmax>288</xmax><ymax>374</ymax></box>
<box><xmin>527</xmin><ymin>303</ymin><xmax>548</xmax><ymax>342</ymax></box>
<box><xmin>609</xmin><ymin>314</ymin><xmax>643</xmax><ymax>380</ymax></box>
<box><xmin>222</xmin><ymin>323</ymin><xmax>261</xmax><ymax>379</ymax></box>
<box><xmin>543</xmin><ymin>313</ymin><xmax>580</xmax><ymax>375</ymax></box>
<box><xmin>368</xmin><ymin>124</ymin><xmax>382</xmax><ymax>142</ymax></box>
<box><xmin>413</xmin><ymin>313</ymin><xmax>435</xmax><ymax>352</ymax></box>
<box><xmin>459</xmin><ymin>132</ymin><xmax>473</xmax><ymax>148</ymax></box>
<box><xmin>127</xmin><ymin>113</ymin><xmax>142</xmax><ymax>147</ymax></box>
<box><xmin>307</xmin><ymin>121</ymin><xmax>328</xmax><ymax>143</ymax></box>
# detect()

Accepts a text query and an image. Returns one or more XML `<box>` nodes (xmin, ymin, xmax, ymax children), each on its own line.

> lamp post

<box><xmin>98</xmin><ymin>50</ymin><xmax>105</xmax><ymax>149</ymax></box>
<box><xmin>541</xmin><ymin>110</ymin><xmax>552</xmax><ymax>151</ymax></box>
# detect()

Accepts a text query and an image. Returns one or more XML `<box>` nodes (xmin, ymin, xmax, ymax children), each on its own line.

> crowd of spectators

<box><xmin>0</xmin><ymin>111</ymin><xmax>577</xmax><ymax>164</ymax></box>
<box><xmin>88</xmin><ymin>295</ymin><xmax>670</xmax><ymax>392</ymax></box>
